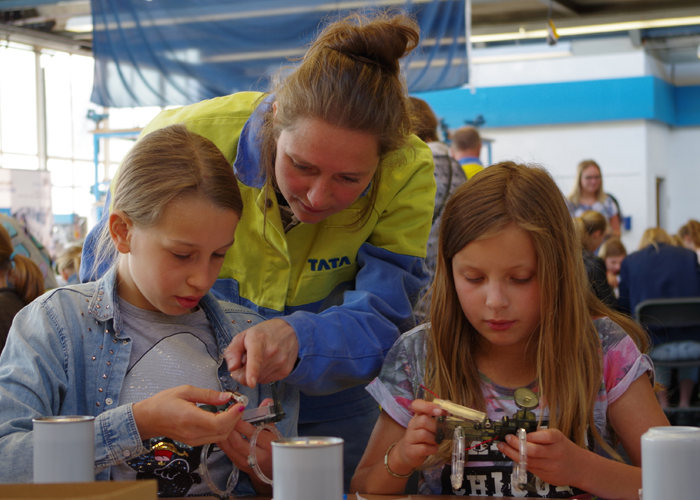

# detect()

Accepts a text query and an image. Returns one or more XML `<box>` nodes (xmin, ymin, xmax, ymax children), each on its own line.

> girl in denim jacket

<box><xmin>0</xmin><ymin>124</ymin><xmax>297</xmax><ymax>496</ymax></box>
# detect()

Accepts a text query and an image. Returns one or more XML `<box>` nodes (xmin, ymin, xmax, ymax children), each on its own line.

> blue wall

<box><xmin>416</xmin><ymin>76</ymin><xmax>700</xmax><ymax>129</ymax></box>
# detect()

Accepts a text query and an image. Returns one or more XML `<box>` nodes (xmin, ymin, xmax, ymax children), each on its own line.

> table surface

<box><xmin>235</xmin><ymin>496</ymin><xmax>512</xmax><ymax>500</ymax></box>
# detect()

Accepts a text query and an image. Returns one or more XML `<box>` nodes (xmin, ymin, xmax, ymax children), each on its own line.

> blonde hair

<box><xmin>56</xmin><ymin>245</ymin><xmax>82</xmax><ymax>277</ymax></box>
<box><xmin>638</xmin><ymin>227</ymin><xmax>672</xmax><ymax>251</ymax></box>
<box><xmin>258</xmin><ymin>10</ymin><xmax>420</xmax><ymax>225</ymax></box>
<box><xmin>575</xmin><ymin>210</ymin><xmax>607</xmax><ymax>250</ymax></box>
<box><xmin>598</xmin><ymin>237</ymin><xmax>627</xmax><ymax>260</ymax></box>
<box><xmin>0</xmin><ymin>224</ymin><xmax>45</xmax><ymax>304</ymax></box>
<box><xmin>679</xmin><ymin>219</ymin><xmax>700</xmax><ymax>248</ymax></box>
<box><xmin>424</xmin><ymin>161</ymin><xmax>647</xmax><ymax>465</ymax></box>
<box><xmin>568</xmin><ymin>159</ymin><xmax>607</xmax><ymax>205</ymax></box>
<box><xmin>92</xmin><ymin>124</ymin><xmax>242</xmax><ymax>274</ymax></box>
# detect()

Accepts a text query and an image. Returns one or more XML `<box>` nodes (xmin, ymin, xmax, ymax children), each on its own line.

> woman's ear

<box><xmin>108</xmin><ymin>211</ymin><xmax>132</xmax><ymax>254</ymax></box>
<box><xmin>272</xmin><ymin>101</ymin><xmax>278</xmax><ymax>118</ymax></box>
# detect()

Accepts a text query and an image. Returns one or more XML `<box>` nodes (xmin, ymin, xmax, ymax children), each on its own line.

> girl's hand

<box><xmin>607</xmin><ymin>271</ymin><xmax>619</xmax><ymax>288</ymax></box>
<box><xmin>388</xmin><ymin>399</ymin><xmax>444</xmax><ymax>474</ymax></box>
<box><xmin>497</xmin><ymin>428</ymin><xmax>585</xmax><ymax>488</ymax></box>
<box><xmin>133</xmin><ymin>385</ymin><xmax>245</xmax><ymax>445</ymax></box>
<box><xmin>224</xmin><ymin>319</ymin><xmax>299</xmax><ymax>388</ymax></box>
<box><xmin>217</xmin><ymin>398</ymin><xmax>276</xmax><ymax>494</ymax></box>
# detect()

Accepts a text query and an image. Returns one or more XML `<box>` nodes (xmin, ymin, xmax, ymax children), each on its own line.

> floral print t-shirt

<box><xmin>365</xmin><ymin>318</ymin><xmax>653</xmax><ymax>497</ymax></box>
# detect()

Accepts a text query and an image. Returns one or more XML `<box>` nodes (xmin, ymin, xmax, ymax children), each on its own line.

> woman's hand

<box><xmin>132</xmin><ymin>385</ymin><xmax>244</xmax><ymax>445</ymax></box>
<box><xmin>497</xmin><ymin>428</ymin><xmax>585</xmax><ymax>488</ymax></box>
<box><xmin>390</xmin><ymin>399</ymin><xmax>444</xmax><ymax>472</ymax></box>
<box><xmin>217</xmin><ymin>399</ymin><xmax>277</xmax><ymax>494</ymax></box>
<box><xmin>224</xmin><ymin>319</ymin><xmax>299</xmax><ymax>388</ymax></box>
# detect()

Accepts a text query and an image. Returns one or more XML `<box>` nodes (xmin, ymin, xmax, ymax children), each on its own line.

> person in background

<box><xmin>80</xmin><ymin>11</ymin><xmax>435</xmax><ymax>491</ymax></box>
<box><xmin>409</xmin><ymin>96</ymin><xmax>467</xmax><ymax>318</ymax></box>
<box><xmin>0</xmin><ymin>224</ymin><xmax>45</xmax><ymax>353</ymax></box>
<box><xmin>567</xmin><ymin>160</ymin><xmax>621</xmax><ymax>238</ymax></box>
<box><xmin>0</xmin><ymin>214</ymin><xmax>58</xmax><ymax>292</ymax></box>
<box><xmin>679</xmin><ymin>219</ymin><xmax>700</xmax><ymax>263</ymax></box>
<box><xmin>575</xmin><ymin>210</ymin><xmax>618</xmax><ymax>310</ymax></box>
<box><xmin>350</xmin><ymin>162</ymin><xmax>666</xmax><ymax>498</ymax></box>
<box><xmin>619</xmin><ymin>227</ymin><xmax>700</xmax><ymax>410</ymax></box>
<box><xmin>55</xmin><ymin>245</ymin><xmax>83</xmax><ymax>285</ymax></box>
<box><xmin>0</xmin><ymin>125</ymin><xmax>298</xmax><ymax>495</ymax></box>
<box><xmin>448</xmin><ymin>126</ymin><xmax>484</xmax><ymax>180</ymax></box>
<box><xmin>598</xmin><ymin>236</ymin><xmax>627</xmax><ymax>296</ymax></box>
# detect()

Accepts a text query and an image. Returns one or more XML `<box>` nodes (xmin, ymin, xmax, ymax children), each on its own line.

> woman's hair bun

<box><xmin>312</xmin><ymin>11</ymin><xmax>420</xmax><ymax>76</ymax></box>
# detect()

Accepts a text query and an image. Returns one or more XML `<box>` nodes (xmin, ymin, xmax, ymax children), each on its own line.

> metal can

<box><xmin>271</xmin><ymin>436</ymin><xmax>343</xmax><ymax>500</ymax></box>
<box><xmin>32</xmin><ymin>415</ymin><xmax>95</xmax><ymax>483</ymax></box>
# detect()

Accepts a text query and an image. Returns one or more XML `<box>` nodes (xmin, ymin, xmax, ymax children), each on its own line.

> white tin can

<box><xmin>641</xmin><ymin>426</ymin><xmax>700</xmax><ymax>500</ymax></box>
<box><xmin>271</xmin><ymin>436</ymin><xmax>343</xmax><ymax>500</ymax></box>
<box><xmin>33</xmin><ymin>415</ymin><xmax>95</xmax><ymax>483</ymax></box>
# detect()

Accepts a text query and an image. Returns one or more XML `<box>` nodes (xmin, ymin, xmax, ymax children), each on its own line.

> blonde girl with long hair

<box><xmin>351</xmin><ymin>162</ymin><xmax>668</xmax><ymax>499</ymax></box>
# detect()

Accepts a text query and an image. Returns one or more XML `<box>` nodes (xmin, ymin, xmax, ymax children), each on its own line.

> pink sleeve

<box><xmin>604</xmin><ymin>334</ymin><xmax>654</xmax><ymax>405</ymax></box>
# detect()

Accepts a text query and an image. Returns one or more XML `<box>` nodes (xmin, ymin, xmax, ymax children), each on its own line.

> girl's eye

<box><xmin>213</xmin><ymin>253</ymin><xmax>227</xmax><ymax>259</ymax></box>
<box><xmin>341</xmin><ymin>176</ymin><xmax>360</xmax><ymax>184</ymax></box>
<box><xmin>512</xmin><ymin>277</ymin><xmax>533</xmax><ymax>284</ymax></box>
<box><xmin>465</xmin><ymin>276</ymin><xmax>483</xmax><ymax>284</ymax></box>
<box><xmin>173</xmin><ymin>253</ymin><xmax>190</xmax><ymax>260</ymax></box>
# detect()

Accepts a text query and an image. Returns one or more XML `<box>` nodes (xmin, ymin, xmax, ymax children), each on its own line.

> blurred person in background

<box><xmin>55</xmin><ymin>245</ymin><xmax>83</xmax><ymax>286</ymax></box>
<box><xmin>619</xmin><ymin>227</ymin><xmax>700</xmax><ymax>410</ymax></box>
<box><xmin>598</xmin><ymin>237</ymin><xmax>627</xmax><ymax>295</ymax></box>
<box><xmin>0</xmin><ymin>224</ymin><xmax>45</xmax><ymax>353</ymax></box>
<box><xmin>679</xmin><ymin>219</ymin><xmax>700</xmax><ymax>263</ymax></box>
<box><xmin>448</xmin><ymin>126</ymin><xmax>484</xmax><ymax>180</ymax></box>
<box><xmin>575</xmin><ymin>210</ymin><xmax>618</xmax><ymax>309</ymax></box>
<box><xmin>567</xmin><ymin>159</ymin><xmax>621</xmax><ymax>238</ymax></box>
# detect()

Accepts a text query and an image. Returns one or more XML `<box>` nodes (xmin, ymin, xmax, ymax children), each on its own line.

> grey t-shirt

<box><xmin>111</xmin><ymin>298</ymin><xmax>233</xmax><ymax>497</ymax></box>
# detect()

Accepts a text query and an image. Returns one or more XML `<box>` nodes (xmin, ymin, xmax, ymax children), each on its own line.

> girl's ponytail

<box><xmin>0</xmin><ymin>224</ymin><xmax>45</xmax><ymax>305</ymax></box>
<box><xmin>8</xmin><ymin>253</ymin><xmax>45</xmax><ymax>304</ymax></box>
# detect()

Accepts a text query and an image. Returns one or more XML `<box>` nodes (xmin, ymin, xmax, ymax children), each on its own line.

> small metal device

<box><xmin>435</xmin><ymin>387</ymin><xmax>539</xmax><ymax>444</ymax></box>
<box><xmin>199</xmin><ymin>383</ymin><xmax>286</xmax><ymax>498</ymax></box>
<box><xmin>433</xmin><ymin>387</ymin><xmax>539</xmax><ymax>493</ymax></box>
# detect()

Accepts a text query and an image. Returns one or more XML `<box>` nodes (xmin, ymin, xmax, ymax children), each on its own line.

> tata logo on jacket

<box><xmin>307</xmin><ymin>256</ymin><xmax>351</xmax><ymax>271</ymax></box>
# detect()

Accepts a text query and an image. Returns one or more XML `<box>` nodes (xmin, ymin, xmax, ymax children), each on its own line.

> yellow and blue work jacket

<box><xmin>82</xmin><ymin>92</ymin><xmax>436</xmax><ymax>423</ymax></box>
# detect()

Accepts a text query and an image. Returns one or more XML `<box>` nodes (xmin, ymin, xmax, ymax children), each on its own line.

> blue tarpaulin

<box><xmin>90</xmin><ymin>0</ymin><xmax>470</xmax><ymax>108</ymax></box>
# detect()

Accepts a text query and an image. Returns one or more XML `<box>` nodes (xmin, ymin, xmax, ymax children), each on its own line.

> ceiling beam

<box><xmin>0</xmin><ymin>22</ymin><xmax>91</xmax><ymax>54</ymax></box>
<box><xmin>535</xmin><ymin>0</ymin><xmax>579</xmax><ymax>17</ymax></box>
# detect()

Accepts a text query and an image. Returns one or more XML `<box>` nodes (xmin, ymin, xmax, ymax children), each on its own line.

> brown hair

<box><xmin>598</xmin><ymin>237</ymin><xmax>627</xmax><ymax>260</ymax></box>
<box><xmin>568</xmin><ymin>159</ymin><xmax>606</xmax><ymax>205</ymax></box>
<box><xmin>0</xmin><ymin>224</ymin><xmax>45</xmax><ymax>304</ymax></box>
<box><xmin>679</xmin><ymin>219</ymin><xmax>700</xmax><ymax>248</ymax></box>
<box><xmin>92</xmin><ymin>124</ymin><xmax>242</xmax><ymax>273</ymax></box>
<box><xmin>424</xmin><ymin>161</ymin><xmax>648</xmax><ymax>465</ymax></box>
<box><xmin>638</xmin><ymin>227</ymin><xmax>672</xmax><ymax>251</ymax></box>
<box><xmin>409</xmin><ymin>97</ymin><xmax>439</xmax><ymax>143</ymax></box>
<box><xmin>575</xmin><ymin>210</ymin><xmax>607</xmax><ymax>251</ymax></box>
<box><xmin>450</xmin><ymin>126</ymin><xmax>481</xmax><ymax>153</ymax></box>
<box><xmin>258</xmin><ymin>10</ymin><xmax>420</xmax><ymax>224</ymax></box>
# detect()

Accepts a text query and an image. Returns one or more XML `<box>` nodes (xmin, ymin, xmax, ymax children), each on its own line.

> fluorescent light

<box><xmin>471</xmin><ymin>42</ymin><xmax>572</xmax><ymax>64</ymax></box>
<box><xmin>471</xmin><ymin>16</ymin><xmax>700</xmax><ymax>43</ymax></box>
<box><xmin>65</xmin><ymin>15</ymin><xmax>92</xmax><ymax>33</ymax></box>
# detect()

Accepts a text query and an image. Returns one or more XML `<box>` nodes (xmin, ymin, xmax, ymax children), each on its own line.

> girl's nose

<box><xmin>187</xmin><ymin>261</ymin><xmax>211</xmax><ymax>291</ymax></box>
<box><xmin>485</xmin><ymin>283</ymin><xmax>508</xmax><ymax>310</ymax></box>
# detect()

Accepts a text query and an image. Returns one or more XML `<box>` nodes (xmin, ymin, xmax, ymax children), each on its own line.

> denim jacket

<box><xmin>0</xmin><ymin>266</ymin><xmax>299</xmax><ymax>494</ymax></box>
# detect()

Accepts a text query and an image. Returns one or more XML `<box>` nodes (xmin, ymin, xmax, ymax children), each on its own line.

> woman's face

<box><xmin>274</xmin><ymin>114</ymin><xmax>380</xmax><ymax>224</ymax></box>
<box><xmin>605</xmin><ymin>255</ymin><xmax>624</xmax><ymax>275</ymax></box>
<box><xmin>580</xmin><ymin>165</ymin><xmax>601</xmax><ymax>196</ymax></box>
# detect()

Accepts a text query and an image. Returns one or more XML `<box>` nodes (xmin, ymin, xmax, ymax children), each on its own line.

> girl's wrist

<box><xmin>384</xmin><ymin>442</ymin><xmax>415</xmax><ymax>478</ymax></box>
